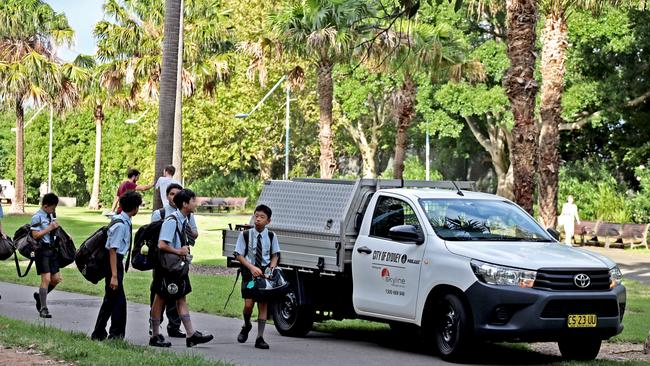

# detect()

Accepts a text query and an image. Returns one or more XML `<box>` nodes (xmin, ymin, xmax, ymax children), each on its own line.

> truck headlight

<box><xmin>609</xmin><ymin>266</ymin><xmax>623</xmax><ymax>288</ymax></box>
<box><xmin>471</xmin><ymin>260</ymin><xmax>537</xmax><ymax>288</ymax></box>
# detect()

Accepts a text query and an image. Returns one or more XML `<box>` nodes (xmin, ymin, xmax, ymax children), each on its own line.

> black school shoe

<box><xmin>167</xmin><ymin>327</ymin><xmax>186</xmax><ymax>338</ymax></box>
<box><xmin>149</xmin><ymin>336</ymin><xmax>171</xmax><ymax>348</ymax></box>
<box><xmin>186</xmin><ymin>331</ymin><xmax>214</xmax><ymax>347</ymax></box>
<box><xmin>33</xmin><ymin>292</ymin><xmax>41</xmax><ymax>311</ymax></box>
<box><xmin>39</xmin><ymin>307</ymin><xmax>52</xmax><ymax>319</ymax></box>
<box><xmin>237</xmin><ymin>323</ymin><xmax>252</xmax><ymax>343</ymax></box>
<box><xmin>255</xmin><ymin>337</ymin><xmax>269</xmax><ymax>349</ymax></box>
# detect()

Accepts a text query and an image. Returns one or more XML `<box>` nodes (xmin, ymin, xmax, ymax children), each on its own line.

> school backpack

<box><xmin>12</xmin><ymin>224</ymin><xmax>39</xmax><ymax>277</ymax></box>
<box><xmin>75</xmin><ymin>220</ymin><xmax>121</xmax><ymax>284</ymax></box>
<box><xmin>0</xmin><ymin>235</ymin><xmax>15</xmax><ymax>261</ymax></box>
<box><xmin>131</xmin><ymin>208</ymin><xmax>165</xmax><ymax>271</ymax></box>
<box><xmin>53</xmin><ymin>227</ymin><xmax>75</xmax><ymax>268</ymax></box>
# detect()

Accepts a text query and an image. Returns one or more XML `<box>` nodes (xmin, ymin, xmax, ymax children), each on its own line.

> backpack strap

<box><xmin>165</xmin><ymin>215</ymin><xmax>188</xmax><ymax>248</ymax></box>
<box><xmin>13</xmin><ymin>251</ymin><xmax>33</xmax><ymax>278</ymax></box>
<box><xmin>106</xmin><ymin>218</ymin><xmax>132</xmax><ymax>272</ymax></box>
<box><xmin>158</xmin><ymin>208</ymin><xmax>165</xmax><ymax>220</ymax></box>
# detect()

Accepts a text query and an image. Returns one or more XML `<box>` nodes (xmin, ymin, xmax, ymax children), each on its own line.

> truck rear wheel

<box><xmin>433</xmin><ymin>293</ymin><xmax>472</xmax><ymax>361</ymax></box>
<box><xmin>558</xmin><ymin>337</ymin><xmax>601</xmax><ymax>360</ymax></box>
<box><xmin>272</xmin><ymin>288</ymin><xmax>313</xmax><ymax>337</ymax></box>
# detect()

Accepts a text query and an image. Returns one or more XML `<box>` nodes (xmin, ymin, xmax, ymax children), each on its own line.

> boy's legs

<box><xmin>92</xmin><ymin>269</ymin><xmax>119</xmax><ymax>340</ymax></box>
<box><xmin>165</xmin><ymin>300</ymin><xmax>183</xmax><ymax>336</ymax></box>
<box><xmin>148</xmin><ymin>293</ymin><xmax>172</xmax><ymax>347</ymax></box>
<box><xmin>178</xmin><ymin>297</ymin><xmax>214</xmax><ymax>347</ymax></box>
<box><xmin>107</xmin><ymin>259</ymin><xmax>126</xmax><ymax>339</ymax></box>
<box><xmin>255</xmin><ymin>302</ymin><xmax>269</xmax><ymax>349</ymax></box>
<box><xmin>237</xmin><ymin>298</ymin><xmax>255</xmax><ymax>343</ymax></box>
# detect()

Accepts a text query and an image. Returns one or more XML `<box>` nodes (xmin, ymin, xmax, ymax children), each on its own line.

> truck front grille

<box><xmin>534</xmin><ymin>269</ymin><xmax>610</xmax><ymax>291</ymax></box>
<box><xmin>541</xmin><ymin>299</ymin><xmax>619</xmax><ymax>318</ymax></box>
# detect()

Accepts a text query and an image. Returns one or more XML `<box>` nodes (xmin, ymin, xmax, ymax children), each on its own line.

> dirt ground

<box><xmin>530</xmin><ymin>341</ymin><xmax>650</xmax><ymax>362</ymax></box>
<box><xmin>0</xmin><ymin>344</ymin><xmax>73</xmax><ymax>366</ymax></box>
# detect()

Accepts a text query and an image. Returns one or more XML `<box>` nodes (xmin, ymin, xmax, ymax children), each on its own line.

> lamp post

<box><xmin>425</xmin><ymin>129</ymin><xmax>430</xmax><ymax>181</ymax></box>
<box><xmin>235</xmin><ymin>76</ymin><xmax>291</xmax><ymax>180</ymax></box>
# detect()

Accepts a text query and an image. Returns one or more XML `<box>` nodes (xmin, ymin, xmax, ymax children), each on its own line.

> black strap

<box><xmin>166</xmin><ymin>215</ymin><xmax>188</xmax><ymax>248</ymax></box>
<box><xmin>107</xmin><ymin>218</ymin><xmax>132</xmax><ymax>272</ymax></box>
<box><xmin>224</xmin><ymin>268</ymin><xmax>241</xmax><ymax>310</ymax></box>
<box><xmin>13</xmin><ymin>251</ymin><xmax>33</xmax><ymax>278</ymax></box>
<box><xmin>158</xmin><ymin>208</ymin><xmax>165</xmax><ymax>220</ymax></box>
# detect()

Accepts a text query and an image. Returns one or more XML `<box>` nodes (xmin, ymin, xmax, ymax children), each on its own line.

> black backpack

<box><xmin>12</xmin><ymin>224</ymin><xmax>39</xmax><ymax>277</ymax></box>
<box><xmin>75</xmin><ymin>220</ymin><xmax>122</xmax><ymax>284</ymax></box>
<box><xmin>131</xmin><ymin>208</ymin><xmax>165</xmax><ymax>271</ymax></box>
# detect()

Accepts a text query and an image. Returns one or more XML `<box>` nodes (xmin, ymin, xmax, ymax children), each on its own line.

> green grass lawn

<box><xmin>0</xmin><ymin>315</ymin><xmax>230</xmax><ymax>366</ymax></box>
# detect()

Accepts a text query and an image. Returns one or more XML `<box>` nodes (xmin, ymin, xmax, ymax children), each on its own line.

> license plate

<box><xmin>567</xmin><ymin>314</ymin><xmax>597</xmax><ymax>328</ymax></box>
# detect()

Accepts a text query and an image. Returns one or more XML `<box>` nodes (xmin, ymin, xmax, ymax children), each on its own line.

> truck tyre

<box><xmin>558</xmin><ymin>337</ymin><xmax>601</xmax><ymax>360</ymax></box>
<box><xmin>433</xmin><ymin>293</ymin><xmax>472</xmax><ymax>361</ymax></box>
<box><xmin>272</xmin><ymin>288</ymin><xmax>313</xmax><ymax>337</ymax></box>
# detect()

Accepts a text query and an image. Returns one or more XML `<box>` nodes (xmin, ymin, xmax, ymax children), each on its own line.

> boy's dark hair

<box><xmin>173</xmin><ymin>189</ymin><xmax>196</xmax><ymax>209</ymax></box>
<box><xmin>166</xmin><ymin>183</ymin><xmax>183</xmax><ymax>195</ymax></box>
<box><xmin>120</xmin><ymin>191</ymin><xmax>143</xmax><ymax>212</ymax></box>
<box><xmin>255</xmin><ymin>204</ymin><xmax>272</xmax><ymax>219</ymax></box>
<box><xmin>41</xmin><ymin>193</ymin><xmax>59</xmax><ymax>207</ymax></box>
<box><xmin>127</xmin><ymin>168</ymin><xmax>140</xmax><ymax>179</ymax></box>
<box><xmin>164</xmin><ymin>165</ymin><xmax>176</xmax><ymax>176</ymax></box>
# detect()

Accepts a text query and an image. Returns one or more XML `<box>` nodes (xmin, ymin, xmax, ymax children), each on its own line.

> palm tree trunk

<box><xmin>504</xmin><ymin>0</ymin><xmax>539</xmax><ymax>215</ymax></box>
<box><xmin>172</xmin><ymin>0</ymin><xmax>184</xmax><ymax>183</ymax></box>
<box><xmin>317</xmin><ymin>60</ymin><xmax>336</xmax><ymax>179</ymax></box>
<box><xmin>155</xmin><ymin>0</ymin><xmax>182</xmax><ymax>209</ymax></box>
<box><xmin>11</xmin><ymin>99</ymin><xmax>25</xmax><ymax>214</ymax></box>
<box><xmin>88</xmin><ymin>103</ymin><xmax>104</xmax><ymax>210</ymax></box>
<box><xmin>393</xmin><ymin>75</ymin><xmax>416</xmax><ymax>179</ymax></box>
<box><xmin>538</xmin><ymin>12</ymin><xmax>567</xmax><ymax>228</ymax></box>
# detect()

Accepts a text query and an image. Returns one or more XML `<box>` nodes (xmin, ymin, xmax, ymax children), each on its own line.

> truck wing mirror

<box><xmin>388</xmin><ymin>225</ymin><xmax>425</xmax><ymax>245</ymax></box>
<box><xmin>547</xmin><ymin>227</ymin><xmax>560</xmax><ymax>241</ymax></box>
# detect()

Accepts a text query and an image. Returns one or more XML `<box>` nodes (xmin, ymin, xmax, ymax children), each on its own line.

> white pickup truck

<box><xmin>223</xmin><ymin>179</ymin><xmax>625</xmax><ymax>362</ymax></box>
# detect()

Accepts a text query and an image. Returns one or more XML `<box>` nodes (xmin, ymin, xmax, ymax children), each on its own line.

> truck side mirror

<box><xmin>388</xmin><ymin>225</ymin><xmax>425</xmax><ymax>245</ymax></box>
<box><xmin>547</xmin><ymin>227</ymin><xmax>560</xmax><ymax>241</ymax></box>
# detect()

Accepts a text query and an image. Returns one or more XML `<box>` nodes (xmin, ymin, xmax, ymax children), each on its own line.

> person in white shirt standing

<box><xmin>560</xmin><ymin>195</ymin><xmax>581</xmax><ymax>246</ymax></box>
<box><xmin>155</xmin><ymin>165</ymin><xmax>179</xmax><ymax>207</ymax></box>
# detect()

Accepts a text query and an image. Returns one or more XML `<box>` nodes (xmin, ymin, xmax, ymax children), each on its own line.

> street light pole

<box><xmin>235</xmin><ymin>75</ymin><xmax>291</xmax><ymax>180</ymax></box>
<box><xmin>425</xmin><ymin>129</ymin><xmax>430</xmax><ymax>181</ymax></box>
<box><xmin>48</xmin><ymin>105</ymin><xmax>53</xmax><ymax>193</ymax></box>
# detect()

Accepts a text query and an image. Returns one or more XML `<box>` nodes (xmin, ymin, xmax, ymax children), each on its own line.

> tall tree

<box><xmin>0</xmin><ymin>0</ymin><xmax>74</xmax><ymax>214</ymax></box>
<box><xmin>272</xmin><ymin>0</ymin><xmax>375</xmax><ymax>178</ymax></box>
<box><xmin>156</xmin><ymin>0</ymin><xmax>182</xmax><ymax>209</ymax></box>
<box><xmin>537</xmin><ymin>0</ymin><xmax>633</xmax><ymax>227</ymax></box>
<box><xmin>503</xmin><ymin>0</ymin><xmax>539</xmax><ymax>215</ymax></box>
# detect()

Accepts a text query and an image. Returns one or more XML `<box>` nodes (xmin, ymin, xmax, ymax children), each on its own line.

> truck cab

<box><xmin>223</xmin><ymin>179</ymin><xmax>625</xmax><ymax>362</ymax></box>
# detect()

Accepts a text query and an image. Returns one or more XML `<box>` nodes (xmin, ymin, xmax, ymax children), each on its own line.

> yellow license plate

<box><xmin>567</xmin><ymin>314</ymin><xmax>597</xmax><ymax>328</ymax></box>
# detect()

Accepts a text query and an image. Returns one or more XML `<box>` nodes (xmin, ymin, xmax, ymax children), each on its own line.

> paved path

<box><xmin>0</xmin><ymin>282</ymin><xmax>562</xmax><ymax>366</ymax></box>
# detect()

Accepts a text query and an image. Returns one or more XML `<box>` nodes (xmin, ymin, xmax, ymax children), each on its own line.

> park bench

<box><xmin>595</xmin><ymin>222</ymin><xmax>624</xmax><ymax>248</ymax></box>
<box><xmin>197</xmin><ymin>197</ymin><xmax>227</xmax><ymax>212</ymax></box>
<box><xmin>223</xmin><ymin>197</ymin><xmax>247</xmax><ymax>211</ymax></box>
<box><xmin>618</xmin><ymin>223</ymin><xmax>649</xmax><ymax>249</ymax></box>
<box><xmin>574</xmin><ymin>220</ymin><xmax>600</xmax><ymax>245</ymax></box>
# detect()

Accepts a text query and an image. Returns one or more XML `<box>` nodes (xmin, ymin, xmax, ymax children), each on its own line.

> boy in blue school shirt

<box><xmin>234</xmin><ymin>204</ymin><xmax>280</xmax><ymax>350</ymax></box>
<box><xmin>30</xmin><ymin>193</ymin><xmax>61</xmax><ymax>318</ymax></box>
<box><xmin>149</xmin><ymin>189</ymin><xmax>213</xmax><ymax>348</ymax></box>
<box><xmin>91</xmin><ymin>191</ymin><xmax>142</xmax><ymax>341</ymax></box>
<box><xmin>149</xmin><ymin>183</ymin><xmax>198</xmax><ymax>338</ymax></box>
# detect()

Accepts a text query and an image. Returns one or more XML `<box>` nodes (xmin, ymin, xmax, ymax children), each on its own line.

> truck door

<box><xmin>352</xmin><ymin>195</ymin><xmax>426</xmax><ymax>320</ymax></box>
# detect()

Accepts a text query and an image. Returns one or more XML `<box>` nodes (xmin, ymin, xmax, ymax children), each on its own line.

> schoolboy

<box><xmin>234</xmin><ymin>204</ymin><xmax>280</xmax><ymax>349</ymax></box>
<box><xmin>149</xmin><ymin>183</ymin><xmax>198</xmax><ymax>338</ymax></box>
<box><xmin>30</xmin><ymin>193</ymin><xmax>62</xmax><ymax>318</ymax></box>
<box><xmin>149</xmin><ymin>189</ymin><xmax>213</xmax><ymax>347</ymax></box>
<box><xmin>91</xmin><ymin>191</ymin><xmax>142</xmax><ymax>340</ymax></box>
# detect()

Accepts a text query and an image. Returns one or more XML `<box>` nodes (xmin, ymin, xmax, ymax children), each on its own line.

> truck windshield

<box><xmin>419</xmin><ymin>199</ymin><xmax>553</xmax><ymax>242</ymax></box>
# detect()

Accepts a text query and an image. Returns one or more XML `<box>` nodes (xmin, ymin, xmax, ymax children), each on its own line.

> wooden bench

<box><xmin>224</xmin><ymin>197</ymin><xmax>247</xmax><ymax>211</ymax></box>
<box><xmin>620</xmin><ymin>223</ymin><xmax>649</xmax><ymax>249</ymax></box>
<box><xmin>595</xmin><ymin>222</ymin><xmax>623</xmax><ymax>248</ymax></box>
<box><xmin>574</xmin><ymin>220</ymin><xmax>600</xmax><ymax>245</ymax></box>
<box><xmin>196</xmin><ymin>197</ymin><xmax>227</xmax><ymax>213</ymax></box>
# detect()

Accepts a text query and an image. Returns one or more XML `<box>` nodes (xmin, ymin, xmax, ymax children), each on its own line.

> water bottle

<box><xmin>141</xmin><ymin>244</ymin><xmax>149</xmax><ymax>255</ymax></box>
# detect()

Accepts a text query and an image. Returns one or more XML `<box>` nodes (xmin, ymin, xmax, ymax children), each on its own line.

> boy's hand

<box><xmin>178</xmin><ymin>246</ymin><xmax>190</xmax><ymax>256</ymax></box>
<box><xmin>110</xmin><ymin>275</ymin><xmax>118</xmax><ymax>290</ymax></box>
<box><xmin>49</xmin><ymin>221</ymin><xmax>60</xmax><ymax>230</ymax></box>
<box><xmin>250</xmin><ymin>266</ymin><xmax>263</xmax><ymax>278</ymax></box>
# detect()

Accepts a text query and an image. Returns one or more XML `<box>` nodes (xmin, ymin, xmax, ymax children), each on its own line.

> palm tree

<box><xmin>362</xmin><ymin>21</ymin><xmax>484</xmax><ymax>179</ymax></box>
<box><xmin>272</xmin><ymin>0</ymin><xmax>375</xmax><ymax>179</ymax></box>
<box><xmin>537</xmin><ymin>0</ymin><xmax>632</xmax><ymax>227</ymax></box>
<box><xmin>0</xmin><ymin>0</ymin><xmax>74</xmax><ymax>214</ymax></box>
<box><xmin>502</xmin><ymin>0</ymin><xmax>539</xmax><ymax>215</ymax></box>
<box><xmin>95</xmin><ymin>0</ymin><xmax>232</xmax><ymax>200</ymax></box>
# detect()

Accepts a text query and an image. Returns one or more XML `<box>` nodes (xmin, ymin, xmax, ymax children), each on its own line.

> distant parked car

<box><xmin>0</xmin><ymin>179</ymin><xmax>15</xmax><ymax>204</ymax></box>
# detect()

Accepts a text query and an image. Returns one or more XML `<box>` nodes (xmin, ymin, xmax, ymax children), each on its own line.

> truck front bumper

<box><xmin>464</xmin><ymin>281</ymin><xmax>626</xmax><ymax>342</ymax></box>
